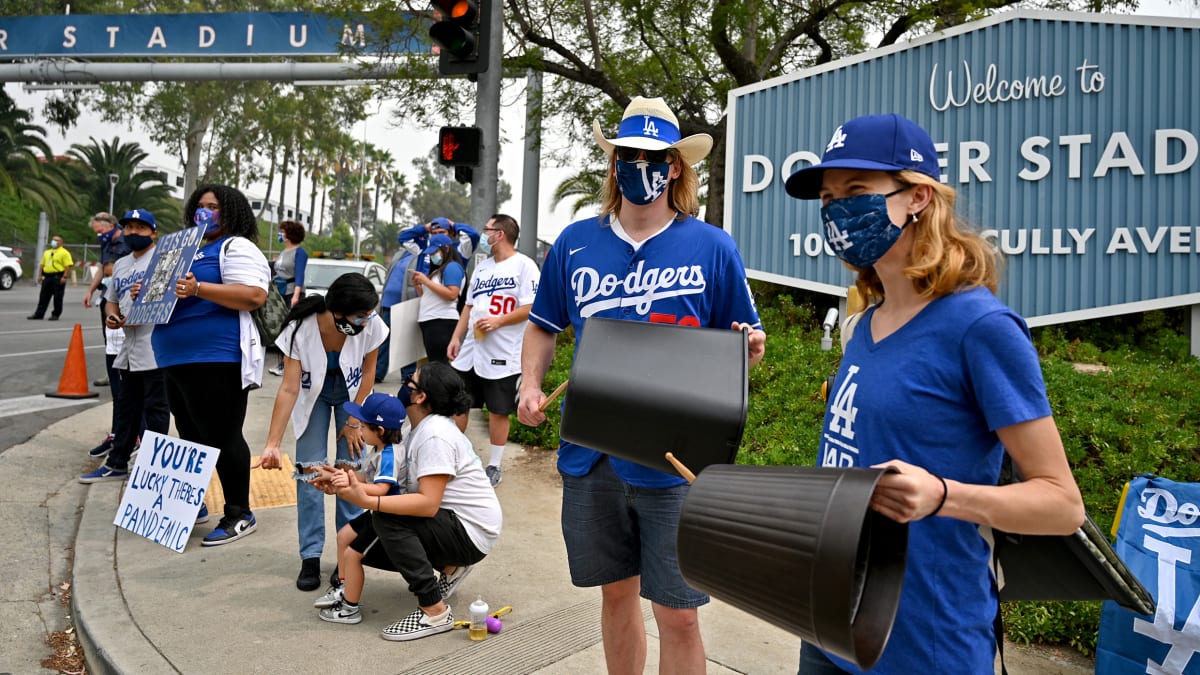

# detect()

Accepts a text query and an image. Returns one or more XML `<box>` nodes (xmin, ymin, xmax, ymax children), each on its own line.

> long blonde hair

<box><xmin>597</xmin><ymin>149</ymin><xmax>701</xmax><ymax>223</ymax></box>
<box><xmin>854</xmin><ymin>170</ymin><xmax>1001</xmax><ymax>306</ymax></box>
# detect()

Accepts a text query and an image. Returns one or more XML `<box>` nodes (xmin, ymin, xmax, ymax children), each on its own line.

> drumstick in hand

<box><xmin>665</xmin><ymin>452</ymin><xmax>696</xmax><ymax>483</ymax></box>
<box><xmin>539</xmin><ymin>379</ymin><xmax>569</xmax><ymax>412</ymax></box>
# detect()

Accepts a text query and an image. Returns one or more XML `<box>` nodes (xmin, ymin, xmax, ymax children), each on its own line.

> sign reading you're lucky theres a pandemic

<box><xmin>115</xmin><ymin>431</ymin><xmax>219</xmax><ymax>553</ymax></box>
<box><xmin>726</xmin><ymin>12</ymin><xmax>1199</xmax><ymax>326</ymax></box>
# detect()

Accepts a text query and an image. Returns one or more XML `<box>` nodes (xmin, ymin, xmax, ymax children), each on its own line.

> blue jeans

<box><xmin>294</xmin><ymin>371</ymin><xmax>361</xmax><ymax>561</ymax></box>
<box><xmin>797</xmin><ymin>642</ymin><xmax>848</xmax><ymax>674</ymax></box>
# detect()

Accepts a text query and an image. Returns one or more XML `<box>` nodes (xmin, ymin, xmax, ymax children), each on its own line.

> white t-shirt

<box><xmin>402</xmin><ymin>414</ymin><xmax>501</xmax><ymax>554</ymax></box>
<box><xmin>450</xmin><ymin>252</ymin><xmax>539</xmax><ymax>379</ymax></box>
<box><xmin>417</xmin><ymin>263</ymin><xmax>465</xmax><ymax>322</ymax></box>
<box><xmin>104</xmin><ymin>251</ymin><xmax>158</xmax><ymax>371</ymax></box>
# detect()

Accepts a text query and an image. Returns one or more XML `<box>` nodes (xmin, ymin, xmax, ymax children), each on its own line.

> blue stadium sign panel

<box><xmin>726</xmin><ymin>11</ymin><xmax>1199</xmax><ymax>325</ymax></box>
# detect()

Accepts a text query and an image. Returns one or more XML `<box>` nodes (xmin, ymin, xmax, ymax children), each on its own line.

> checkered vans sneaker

<box><xmin>381</xmin><ymin>607</ymin><xmax>454</xmax><ymax>642</ymax></box>
<box><xmin>314</xmin><ymin>583</ymin><xmax>344</xmax><ymax>609</ymax></box>
<box><xmin>319</xmin><ymin>600</ymin><xmax>362</xmax><ymax>624</ymax></box>
<box><xmin>437</xmin><ymin>565</ymin><xmax>473</xmax><ymax>601</ymax></box>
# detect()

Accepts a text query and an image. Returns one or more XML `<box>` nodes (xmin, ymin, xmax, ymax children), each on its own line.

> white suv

<box><xmin>0</xmin><ymin>246</ymin><xmax>22</xmax><ymax>290</ymax></box>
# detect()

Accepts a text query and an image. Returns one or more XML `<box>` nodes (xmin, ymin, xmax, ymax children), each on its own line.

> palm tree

<box><xmin>0</xmin><ymin>95</ymin><xmax>77</xmax><ymax>220</ymax></box>
<box><xmin>66</xmin><ymin>137</ymin><xmax>180</xmax><ymax>230</ymax></box>
<box><xmin>551</xmin><ymin>168</ymin><xmax>606</xmax><ymax>218</ymax></box>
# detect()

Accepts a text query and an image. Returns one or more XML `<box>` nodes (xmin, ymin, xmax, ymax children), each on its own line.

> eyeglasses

<box><xmin>402</xmin><ymin>374</ymin><xmax>424</xmax><ymax>391</ymax></box>
<box><xmin>615</xmin><ymin>147</ymin><xmax>672</xmax><ymax>163</ymax></box>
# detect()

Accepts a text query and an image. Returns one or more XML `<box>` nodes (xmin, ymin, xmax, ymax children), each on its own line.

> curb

<box><xmin>72</xmin><ymin>480</ymin><xmax>179</xmax><ymax>675</ymax></box>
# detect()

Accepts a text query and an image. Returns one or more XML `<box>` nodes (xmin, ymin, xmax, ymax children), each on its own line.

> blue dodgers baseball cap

<box><xmin>430</xmin><ymin>217</ymin><xmax>454</xmax><ymax>232</ymax></box>
<box><xmin>425</xmin><ymin>233</ymin><xmax>455</xmax><ymax>253</ymax></box>
<box><xmin>785</xmin><ymin>114</ymin><xmax>940</xmax><ymax>200</ymax></box>
<box><xmin>118</xmin><ymin>208</ymin><xmax>157</xmax><ymax>230</ymax></box>
<box><xmin>344</xmin><ymin>393</ymin><xmax>406</xmax><ymax>429</ymax></box>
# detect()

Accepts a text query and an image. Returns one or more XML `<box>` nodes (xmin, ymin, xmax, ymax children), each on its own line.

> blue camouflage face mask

<box><xmin>820</xmin><ymin>188</ymin><xmax>911</xmax><ymax>268</ymax></box>
<box><xmin>615</xmin><ymin>159</ymin><xmax>671</xmax><ymax>205</ymax></box>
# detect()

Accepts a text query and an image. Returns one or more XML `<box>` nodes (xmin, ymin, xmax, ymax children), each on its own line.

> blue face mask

<box><xmin>97</xmin><ymin>229</ymin><xmax>115</xmax><ymax>244</ymax></box>
<box><xmin>193</xmin><ymin>207</ymin><xmax>220</xmax><ymax>236</ymax></box>
<box><xmin>615</xmin><ymin>159</ymin><xmax>671</xmax><ymax>205</ymax></box>
<box><xmin>124</xmin><ymin>233</ymin><xmax>154</xmax><ymax>252</ymax></box>
<box><xmin>398</xmin><ymin>376</ymin><xmax>423</xmax><ymax>408</ymax></box>
<box><xmin>430</xmin><ymin>252</ymin><xmax>443</xmax><ymax>266</ymax></box>
<box><xmin>477</xmin><ymin>235</ymin><xmax>492</xmax><ymax>257</ymax></box>
<box><xmin>820</xmin><ymin>188</ymin><xmax>910</xmax><ymax>269</ymax></box>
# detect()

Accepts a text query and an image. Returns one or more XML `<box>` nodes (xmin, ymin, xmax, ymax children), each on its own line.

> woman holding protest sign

<box><xmin>253</xmin><ymin>272</ymin><xmax>388</xmax><ymax>591</ymax></box>
<box><xmin>784</xmin><ymin>114</ymin><xmax>1085</xmax><ymax>673</ymax></box>
<box><xmin>153</xmin><ymin>184</ymin><xmax>270</xmax><ymax>547</ymax></box>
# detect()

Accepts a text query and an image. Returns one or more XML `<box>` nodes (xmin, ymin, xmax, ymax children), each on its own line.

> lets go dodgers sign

<box><xmin>114</xmin><ymin>431</ymin><xmax>219</xmax><ymax>553</ymax></box>
<box><xmin>1098</xmin><ymin>475</ymin><xmax>1200</xmax><ymax>674</ymax></box>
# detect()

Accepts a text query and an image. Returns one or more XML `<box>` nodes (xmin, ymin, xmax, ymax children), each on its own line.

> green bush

<box><xmin>505</xmin><ymin>283</ymin><xmax>1200</xmax><ymax>657</ymax></box>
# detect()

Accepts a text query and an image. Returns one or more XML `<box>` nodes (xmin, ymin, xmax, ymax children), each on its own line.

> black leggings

<box><xmin>163</xmin><ymin>362</ymin><xmax>251</xmax><ymax>517</ymax></box>
<box><xmin>372</xmin><ymin>508</ymin><xmax>485</xmax><ymax>608</ymax></box>
<box><xmin>419</xmin><ymin>318</ymin><xmax>458</xmax><ymax>364</ymax></box>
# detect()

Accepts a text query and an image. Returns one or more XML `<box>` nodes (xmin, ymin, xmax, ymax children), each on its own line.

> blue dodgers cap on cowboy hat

<box><xmin>118</xmin><ymin>209</ymin><xmax>157</xmax><ymax>230</ymax></box>
<box><xmin>785</xmin><ymin>114</ymin><xmax>941</xmax><ymax>200</ymax></box>
<box><xmin>593</xmin><ymin>96</ymin><xmax>713</xmax><ymax>166</ymax></box>
<box><xmin>344</xmin><ymin>393</ymin><xmax>406</xmax><ymax>430</ymax></box>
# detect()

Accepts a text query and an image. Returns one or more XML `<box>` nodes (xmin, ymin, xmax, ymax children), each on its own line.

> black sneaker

<box><xmin>201</xmin><ymin>512</ymin><xmax>257</xmax><ymax>546</ymax></box>
<box><xmin>297</xmin><ymin>557</ymin><xmax>321</xmax><ymax>591</ymax></box>
<box><xmin>87</xmin><ymin>434</ymin><xmax>115</xmax><ymax>458</ymax></box>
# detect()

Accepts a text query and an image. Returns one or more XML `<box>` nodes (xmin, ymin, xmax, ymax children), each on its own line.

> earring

<box><xmin>910</xmin><ymin>213</ymin><xmax>919</xmax><ymax>223</ymax></box>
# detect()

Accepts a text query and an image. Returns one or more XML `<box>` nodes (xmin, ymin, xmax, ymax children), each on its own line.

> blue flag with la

<box><xmin>1097</xmin><ymin>475</ymin><xmax>1200</xmax><ymax>674</ymax></box>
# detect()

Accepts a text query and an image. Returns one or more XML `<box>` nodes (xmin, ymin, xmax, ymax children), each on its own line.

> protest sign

<box><xmin>125</xmin><ymin>226</ymin><xmax>205</xmax><ymax>326</ymax></box>
<box><xmin>1097</xmin><ymin>474</ymin><xmax>1200</xmax><ymax>674</ymax></box>
<box><xmin>114</xmin><ymin>430</ymin><xmax>220</xmax><ymax>553</ymax></box>
<box><xmin>389</xmin><ymin>297</ymin><xmax>426</xmax><ymax>368</ymax></box>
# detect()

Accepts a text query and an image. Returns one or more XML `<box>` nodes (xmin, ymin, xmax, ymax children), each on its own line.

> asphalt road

<box><xmin>0</xmin><ymin>281</ymin><xmax>111</xmax><ymax>454</ymax></box>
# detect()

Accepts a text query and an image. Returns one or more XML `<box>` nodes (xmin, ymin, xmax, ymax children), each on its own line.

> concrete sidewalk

<box><xmin>2</xmin><ymin>374</ymin><xmax>1096</xmax><ymax>674</ymax></box>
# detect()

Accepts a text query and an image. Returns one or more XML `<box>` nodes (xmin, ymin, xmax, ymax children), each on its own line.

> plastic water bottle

<box><xmin>469</xmin><ymin>595</ymin><xmax>489</xmax><ymax>641</ymax></box>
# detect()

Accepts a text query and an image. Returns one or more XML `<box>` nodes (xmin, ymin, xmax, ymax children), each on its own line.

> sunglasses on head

<box><xmin>615</xmin><ymin>147</ymin><xmax>672</xmax><ymax>163</ymax></box>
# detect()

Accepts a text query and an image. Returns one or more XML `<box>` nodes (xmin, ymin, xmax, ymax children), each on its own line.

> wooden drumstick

<box><xmin>665</xmin><ymin>452</ymin><xmax>696</xmax><ymax>484</ymax></box>
<box><xmin>538</xmin><ymin>379</ymin><xmax>569</xmax><ymax>412</ymax></box>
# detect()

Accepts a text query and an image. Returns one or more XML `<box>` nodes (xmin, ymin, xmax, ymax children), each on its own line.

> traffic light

<box><xmin>438</xmin><ymin>126</ymin><xmax>483</xmax><ymax>167</ymax></box>
<box><xmin>429</xmin><ymin>0</ymin><xmax>490</xmax><ymax>76</ymax></box>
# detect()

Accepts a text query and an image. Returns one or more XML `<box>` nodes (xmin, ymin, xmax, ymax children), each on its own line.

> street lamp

<box><xmin>107</xmin><ymin>173</ymin><xmax>119</xmax><ymax>214</ymax></box>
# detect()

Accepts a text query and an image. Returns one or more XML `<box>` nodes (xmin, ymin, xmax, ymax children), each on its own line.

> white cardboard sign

<box><xmin>114</xmin><ymin>431</ymin><xmax>220</xmax><ymax>553</ymax></box>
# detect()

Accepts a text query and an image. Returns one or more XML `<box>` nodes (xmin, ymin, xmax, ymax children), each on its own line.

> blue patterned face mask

<box><xmin>615</xmin><ymin>159</ymin><xmax>671</xmax><ymax>205</ymax></box>
<box><xmin>193</xmin><ymin>207</ymin><xmax>220</xmax><ymax>236</ymax></box>
<box><xmin>820</xmin><ymin>188</ymin><xmax>910</xmax><ymax>268</ymax></box>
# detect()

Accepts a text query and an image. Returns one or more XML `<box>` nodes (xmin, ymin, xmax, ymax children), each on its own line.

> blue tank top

<box><xmin>151</xmin><ymin>237</ymin><xmax>240</xmax><ymax>367</ymax></box>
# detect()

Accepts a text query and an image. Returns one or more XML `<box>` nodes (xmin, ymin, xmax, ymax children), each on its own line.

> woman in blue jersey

<box><xmin>156</xmin><ymin>184</ymin><xmax>270</xmax><ymax>547</ymax></box>
<box><xmin>784</xmin><ymin>114</ymin><xmax>1085</xmax><ymax>674</ymax></box>
<box><xmin>254</xmin><ymin>273</ymin><xmax>387</xmax><ymax>591</ymax></box>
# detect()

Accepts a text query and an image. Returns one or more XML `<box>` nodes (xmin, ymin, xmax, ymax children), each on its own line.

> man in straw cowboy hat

<box><xmin>518</xmin><ymin>96</ymin><xmax>766</xmax><ymax>672</ymax></box>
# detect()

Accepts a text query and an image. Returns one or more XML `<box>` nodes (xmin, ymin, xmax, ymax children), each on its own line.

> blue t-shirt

<box><xmin>437</xmin><ymin>260</ymin><xmax>465</xmax><ymax>289</ymax></box>
<box><xmin>371</xmin><ymin>442</ymin><xmax>406</xmax><ymax>496</ymax></box>
<box><xmin>151</xmin><ymin>237</ymin><xmax>241</xmax><ymax>367</ymax></box>
<box><xmin>529</xmin><ymin>214</ymin><xmax>762</xmax><ymax>488</ymax></box>
<box><xmin>818</xmin><ymin>286</ymin><xmax>1051</xmax><ymax>674</ymax></box>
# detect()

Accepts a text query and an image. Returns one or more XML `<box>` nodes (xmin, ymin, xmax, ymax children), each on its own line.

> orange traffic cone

<box><xmin>46</xmin><ymin>323</ymin><xmax>99</xmax><ymax>399</ymax></box>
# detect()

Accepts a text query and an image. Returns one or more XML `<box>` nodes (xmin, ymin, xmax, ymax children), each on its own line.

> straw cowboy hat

<box><xmin>593</xmin><ymin>96</ymin><xmax>713</xmax><ymax>166</ymax></box>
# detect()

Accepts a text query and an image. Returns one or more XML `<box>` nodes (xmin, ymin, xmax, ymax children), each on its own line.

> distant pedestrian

<box><xmin>79</xmin><ymin>210</ymin><xmax>172</xmax><ymax>492</ymax></box>
<box><xmin>267</xmin><ymin>220</ymin><xmax>309</xmax><ymax>377</ymax></box>
<box><xmin>412</xmin><ymin>233</ymin><xmax>464</xmax><ymax>365</ymax></box>
<box><xmin>447</xmin><ymin>213</ymin><xmax>539</xmax><ymax>488</ymax></box>
<box><xmin>84</xmin><ymin>212</ymin><xmax>129</xmax><ymax>387</ymax></box>
<box><xmin>28</xmin><ymin>235</ymin><xmax>73</xmax><ymax>320</ymax></box>
<box><xmin>153</xmin><ymin>184</ymin><xmax>270</xmax><ymax>547</ymax></box>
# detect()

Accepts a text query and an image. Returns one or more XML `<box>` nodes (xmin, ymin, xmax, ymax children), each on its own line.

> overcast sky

<box><xmin>6</xmin><ymin>1</ymin><xmax>1195</xmax><ymax>243</ymax></box>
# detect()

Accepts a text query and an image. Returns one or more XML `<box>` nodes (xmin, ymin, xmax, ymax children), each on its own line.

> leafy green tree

<box><xmin>65</xmin><ymin>137</ymin><xmax>181</xmax><ymax>230</ymax></box>
<box><xmin>550</xmin><ymin>168</ymin><xmax>606</xmax><ymax>218</ymax></box>
<box><xmin>0</xmin><ymin>92</ymin><xmax>77</xmax><ymax>223</ymax></box>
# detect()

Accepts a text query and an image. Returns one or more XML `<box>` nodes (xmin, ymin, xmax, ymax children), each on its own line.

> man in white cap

<box><xmin>517</xmin><ymin>97</ymin><xmax>766</xmax><ymax>672</ymax></box>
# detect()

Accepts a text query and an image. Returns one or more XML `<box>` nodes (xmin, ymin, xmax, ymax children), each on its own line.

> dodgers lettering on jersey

<box><xmin>572</xmin><ymin>260</ymin><xmax>706</xmax><ymax>318</ymax></box>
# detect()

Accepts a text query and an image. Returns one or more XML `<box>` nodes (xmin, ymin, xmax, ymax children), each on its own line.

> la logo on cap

<box><xmin>641</xmin><ymin>116</ymin><xmax>660</xmax><ymax>138</ymax></box>
<box><xmin>826</xmin><ymin>126</ymin><xmax>848</xmax><ymax>152</ymax></box>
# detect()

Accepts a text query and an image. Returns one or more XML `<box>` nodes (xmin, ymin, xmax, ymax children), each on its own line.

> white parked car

<box><xmin>0</xmin><ymin>246</ymin><xmax>23</xmax><ymax>290</ymax></box>
<box><xmin>302</xmin><ymin>257</ymin><xmax>387</xmax><ymax>299</ymax></box>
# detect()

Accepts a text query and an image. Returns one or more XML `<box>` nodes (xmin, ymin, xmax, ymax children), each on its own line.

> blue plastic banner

<box><xmin>1097</xmin><ymin>475</ymin><xmax>1200</xmax><ymax>674</ymax></box>
<box><xmin>0</xmin><ymin>12</ymin><xmax>382</xmax><ymax>58</ymax></box>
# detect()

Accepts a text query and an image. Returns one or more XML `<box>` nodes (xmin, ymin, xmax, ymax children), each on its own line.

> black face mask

<box><xmin>124</xmin><ymin>233</ymin><xmax>154</xmax><ymax>252</ymax></box>
<box><xmin>333</xmin><ymin>315</ymin><xmax>365</xmax><ymax>336</ymax></box>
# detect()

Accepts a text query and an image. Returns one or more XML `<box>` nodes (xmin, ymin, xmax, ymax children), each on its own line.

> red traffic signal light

<box><xmin>429</xmin><ymin>0</ymin><xmax>489</xmax><ymax>76</ymax></box>
<box><xmin>439</xmin><ymin>126</ymin><xmax>482</xmax><ymax>167</ymax></box>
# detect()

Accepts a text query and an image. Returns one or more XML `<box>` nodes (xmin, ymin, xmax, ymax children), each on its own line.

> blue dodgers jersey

<box><xmin>819</xmin><ymin>287</ymin><xmax>1051</xmax><ymax>674</ymax></box>
<box><xmin>151</xmin><ymin>237</ymin><xmax>241</xmax><ymax>367</ymax></box>
<box><xmin>530</xmin><ymin>214</ymin><xmax>762</xmax><ymax>488</ymax></box>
